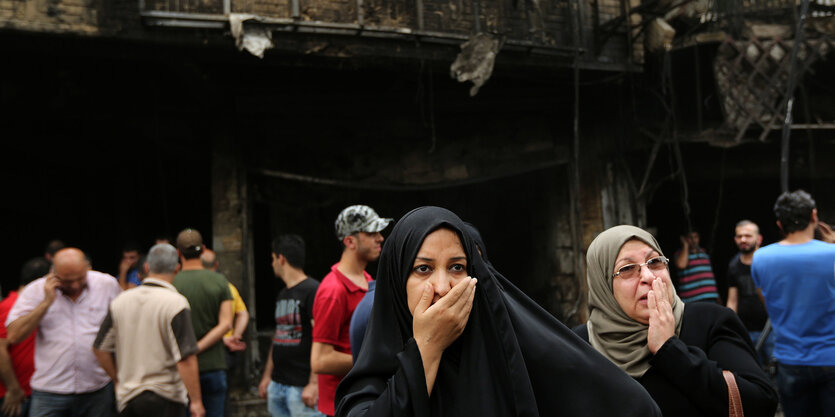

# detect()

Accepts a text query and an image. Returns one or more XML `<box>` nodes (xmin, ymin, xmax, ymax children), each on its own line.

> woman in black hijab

<box><xmin>335</xmin><ymin>206</ymin><xmax>661</xmax><ymax>417</ymax></box>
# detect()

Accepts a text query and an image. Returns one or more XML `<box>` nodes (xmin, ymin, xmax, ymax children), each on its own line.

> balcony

<box><xmin>139</xmin><ymin>0</ymin><xmax>642</xmax><ymax>71</ymax></box>
<box><xmin>704</xmin><ymin>0</ymin><xmax>835</xmax><ymax>34</ymax></box>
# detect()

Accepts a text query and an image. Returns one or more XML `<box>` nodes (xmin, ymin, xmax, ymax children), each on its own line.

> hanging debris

<box><xmin>229</xmin><ymin>14</ymin><xmax>274</xmax><ymax>58</ymax></box>
<box><xmin>713</xmin><ymin>36</ymin><xmax>834</xmax><ymax>142</ymax></box>
<box><xmin>645</xmin><ymin>18</ymin><xmax>675</xmax><ymax>53</ymax></box>
<box><xmin>450</xmin><ymin>33</ymin><xmax>502</xmax><ymax>96</ymax></box>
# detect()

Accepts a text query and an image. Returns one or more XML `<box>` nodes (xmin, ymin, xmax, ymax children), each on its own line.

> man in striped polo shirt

<box><xmin>673</xmin><ymin>231</ymin><xmax>720</xmax><ymax>303</ymax></box>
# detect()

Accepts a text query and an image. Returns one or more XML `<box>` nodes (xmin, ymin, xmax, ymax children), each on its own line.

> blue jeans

<box><xmin>199</xmin><ymin>371</ymin><xmax>226</xmax><ymax>417</ymax></box>
<box><xmin>29</xmin><ymin>382</ymin><xmax>114</xmax><ymax>417</ymax></box>
<box><xmin>267</xmin><ymin>381</ymin><xmax>323</xmax><ymax>417</ymax></box>
<box><xmin>775</xmin><ymin>363</ymin><xmax>835</xmax><ymax>417</ymax></box>
<box><xmin>749</xmin><ymin>330</ymin><xmax>775</xmax><ymax>366</ymax></box>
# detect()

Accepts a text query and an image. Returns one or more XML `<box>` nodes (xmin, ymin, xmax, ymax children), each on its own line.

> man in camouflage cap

<box><xmin>310</xmin><ymin>205</ymin><xmax>391</xmax><ymax>416</ymax></box>
<box><xmin>334</xmin><ymin>205</ymin><xmax>393</xmax><ymax>242</ymax></box>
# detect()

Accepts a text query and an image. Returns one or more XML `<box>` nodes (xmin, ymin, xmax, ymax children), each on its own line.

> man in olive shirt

<box><xmin>173</xmin><ymin>229</ymin><xmax>233</xmax><ymax>417</ymax></box>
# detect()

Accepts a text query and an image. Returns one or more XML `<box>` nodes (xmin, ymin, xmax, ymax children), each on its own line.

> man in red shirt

<box><xmin>0</xmin><ymin>257</ymin><xmax>50</xmax><ymax>416</ymax></box>
<box><xmin>311</xmin><ymin>205</ymin><xmax>391</xmax><ymax>417</ymax></box>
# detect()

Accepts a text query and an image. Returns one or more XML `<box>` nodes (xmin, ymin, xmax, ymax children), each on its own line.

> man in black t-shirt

<box><xmin>726</xmin><ymin>220</ymin><xmax>773</xmax><ymax>365</ymax></box>
<box><xmin>258</xmin><ymin>235</ymin><xmax>323</xmax><ymax>417</ymax></box>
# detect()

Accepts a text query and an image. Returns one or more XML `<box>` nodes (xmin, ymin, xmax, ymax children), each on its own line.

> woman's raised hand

<box><xmin>413</xmin><ymin>277</ymin><xmax>477</xmax><ymax>357</ymax></box>
<box><xmin>647</xmin><ymin>277</ymin><xmax>675</xmax><ymax>354</ymax></box>
<box><xmin>412</xmin><ymin>276</ymin><xmax>476</xmax><ymax>394</ymax></box>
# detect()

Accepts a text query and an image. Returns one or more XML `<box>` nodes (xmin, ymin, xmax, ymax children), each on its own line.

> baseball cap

<box><xmin>335</xmin><ymin>205</ymin><xmax>393</xmax><ymax>240</ymax></box>
<box><xmin>176</xmin><ymin>229</ymin><xmax>204</xmax><ymax>253</ymax></box>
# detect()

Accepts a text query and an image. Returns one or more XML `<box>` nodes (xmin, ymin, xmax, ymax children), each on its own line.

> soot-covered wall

<box><xmin>250</xmin><ymin>165</ymin><xmax>577</xmax><ymax>332</ymax></box>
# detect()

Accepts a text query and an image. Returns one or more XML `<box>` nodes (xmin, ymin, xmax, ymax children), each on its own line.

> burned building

<box><xmin>3</xmin><ymin>0</ymin><xmax>835</xmax><ymax>412</ymax></box>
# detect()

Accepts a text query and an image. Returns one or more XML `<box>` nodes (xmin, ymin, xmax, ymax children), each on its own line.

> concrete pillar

<box><xmin>210</xmin><ymin>137</ymin><xmax>258</xmax><ymax>401</ymax></box>
<box><xmin>211</xmin><ymin>138</ymin><xmax>247</xmax><ymax>294</ymax></box>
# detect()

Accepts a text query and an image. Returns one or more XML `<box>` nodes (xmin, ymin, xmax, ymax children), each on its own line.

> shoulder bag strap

<box><xmin>723</xmin><ymin>369</ymin><xmax>744</xmax><ymax>417</ymax></box>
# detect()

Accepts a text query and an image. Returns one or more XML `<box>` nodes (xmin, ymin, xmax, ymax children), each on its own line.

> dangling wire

<box><xmin>663</xmin><ymin>50</ymin><xmax>694</xmax><ymax>235</ymax></box>
<box><xmin>780</xmin><ymin>0</ymin><xmax>811</xmax><ymax>193</ymax></box>
<box><xmin>708</xmin><ymin>148</ymin><xmax>727</xmax><ymax>254</ymax></box>
<box><xmin>566</xmin><ymin>0</ymin><xmax>584</xmax><ymax>323</ymax></box>
<box><xmin>800</xmin><ymin>85</ymin><xmax>816</xmax><ymax>196</ymax></box>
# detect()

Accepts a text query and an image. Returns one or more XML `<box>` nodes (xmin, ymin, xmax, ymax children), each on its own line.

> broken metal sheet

<box><xmin>229</xmin><ymin>13</ymin><xmax>274</xmax><ymax>58</ymax></box>
<box><xmin>450</xmin><ymin>33</ymin><xmax>502</xmax><ymax>96</ymax></box>
<box><xmin>646</xmin><ymin>18</ymin><xmax>675</xmax><ymax>53</ymax></box>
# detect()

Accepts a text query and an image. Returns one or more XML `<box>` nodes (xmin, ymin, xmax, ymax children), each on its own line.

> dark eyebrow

<box><xmin>415</xmin><ymin>257</ymin><xmax>434</xmax><ymax>262</ymax></box>
<box><xmin>450</xmin><ymin>256</ymin><xmax>467</xmax><ymax>262</ymax></box>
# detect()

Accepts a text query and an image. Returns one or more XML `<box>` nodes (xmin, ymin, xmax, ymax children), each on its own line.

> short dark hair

<box><xmin>774</xmin><ymin>189</ymin><xmax>816</xmax><ymax>234</ymax></box>
<box><xmin>735</xmin><ymin>220</ymin><xmax>760</xmax><ymax>234</ymax></box>
<box><xmin>44</xmin><ymin>239</ymin><xmax>65</xmax><ymax>258</ymax></box>
<box><xmin>154</xmin><ymin>234</ymin><xmax>173</xmax><ymax>244</ymax></box>
<box><xmin>136</xmin><ymin>255</ymin><xmax>148</xmax><ymax>279</ymax></box>
<box><xmin>180</xmin><ymin>246</ymin><xmax>202</xmax><ymax>260</ymax></box>
<box><xmin>272</xmin><ymin>235</ymin><xmax>305</xmax><ymax>269</ymax></box>
<box><xmin>122</xmin><ymin>241</ymin><xmax>141</xmax><ymax>254</ymax></box>
<box><xmin>12</xmin><ymin>257</ymin><xmax>51</xmax><ymax>295</ymax></box>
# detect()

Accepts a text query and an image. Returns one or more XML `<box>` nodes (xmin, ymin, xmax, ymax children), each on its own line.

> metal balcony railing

<box><xmin>138</xmin><ymin>0</ymin><xmax>588</xmax><ymax>54</ymax></box>
<box><xmin>703</xmin><ymin>0</ymin><xmax>835</xmax><ymax>34</ymax></box>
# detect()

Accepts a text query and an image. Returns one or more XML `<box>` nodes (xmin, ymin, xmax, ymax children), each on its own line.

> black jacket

<box><xmin>575</xmin><ymin>303</ymin><xmax>778</xmax><ymax>417</ymax></box>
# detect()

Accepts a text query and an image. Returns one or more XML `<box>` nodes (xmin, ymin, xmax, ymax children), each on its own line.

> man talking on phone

<box><xmin>6</xmin><ymin>248</ymin><xmax>122</xmax><ymax>416</ymax></box>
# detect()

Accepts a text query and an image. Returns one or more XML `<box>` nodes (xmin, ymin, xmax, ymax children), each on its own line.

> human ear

<box><xmin>344</xmin><ymin>235</ymin><xmax>357</xmax><ymax>250</ymax></box>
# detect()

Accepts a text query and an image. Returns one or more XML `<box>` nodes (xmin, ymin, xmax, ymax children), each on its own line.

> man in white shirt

<box><xmin>6</xmin><ymin>248</ymin><xmax>122</xmax><ymax>416</ymax></box>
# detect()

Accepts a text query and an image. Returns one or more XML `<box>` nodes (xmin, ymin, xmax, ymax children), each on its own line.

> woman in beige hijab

<box><xmin>574</xmin><ymin>225</ymin><xmax>777</xmax><ymax>416</ymax></box>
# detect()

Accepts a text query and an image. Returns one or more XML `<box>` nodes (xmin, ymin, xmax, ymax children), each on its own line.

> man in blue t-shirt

<box><xmin>348</xmin><ymin>280</ymin><xmax>375</xmax><ymax>362</ymax></box>
<box><xmin>751</xmin><ymin>190</ymin><xmax>835</xmax><ymax>417</ymax></box>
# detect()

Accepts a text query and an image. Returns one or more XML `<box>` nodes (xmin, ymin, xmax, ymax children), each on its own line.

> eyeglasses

<box><xmin>612</xmin><ymin>256</ymin><xmax>669</xmax><ymax>279</ymax></box>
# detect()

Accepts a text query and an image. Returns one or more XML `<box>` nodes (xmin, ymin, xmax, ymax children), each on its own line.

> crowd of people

<box><xmin>0</xmin><ymin>190</ymin><xmax>832</xmax><ymax>417</ymax></box>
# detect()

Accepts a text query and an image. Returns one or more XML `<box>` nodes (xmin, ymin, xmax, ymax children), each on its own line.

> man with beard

<box><xmin>6</xmin><ymin>248</ymin><xmax>122</xmax><ymax>416</ymax></box>
<box><xmin>726</xmin><ymin>220</ymin><xmax>773</xmax><ymax>365</ymax></box>
<box><xmin>311</xmin><ymin>205</ymin><xmax>391</xmax><ymax>417</ymax></box>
